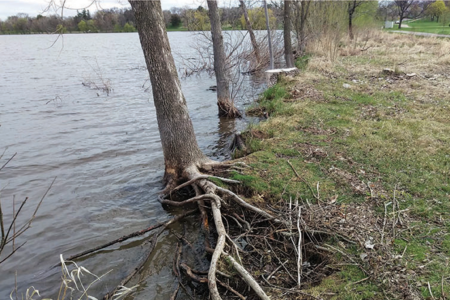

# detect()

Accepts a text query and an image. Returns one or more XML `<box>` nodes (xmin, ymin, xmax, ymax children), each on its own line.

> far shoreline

<box><xmin>0</xmin><ymin>26</ymin><xmax>249</xmax><ymax>36</ymax></box>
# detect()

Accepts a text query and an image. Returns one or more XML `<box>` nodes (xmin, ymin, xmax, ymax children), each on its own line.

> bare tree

<box><xmin>394</xmin><ymin>0</ymin><xmax>417</xmax><ymax>29</ymax></box>
<box><xmin>239</xmin><ymin>0</ymin><xmax>260</xmax><ymax>62</ymax></box>
<box><xmin>207</xmin><ymin>0</ymin><xmax>241</xmax><ymax>118</ymax></box>
<box><xmin>284</xmin><ymin>0</ymin><xmax>294</xmax><ymax>68</ymax></box>
<box><xmin>294</xmin><ymin>0</ymin><xmax>312</xmax><ymax>55</ymax></box>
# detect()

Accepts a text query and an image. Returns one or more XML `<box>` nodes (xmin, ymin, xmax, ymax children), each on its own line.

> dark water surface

<box><xmin>0</xmin><ymin>32</ymin><xmax>260</xmax><ymax>298</ymax></box>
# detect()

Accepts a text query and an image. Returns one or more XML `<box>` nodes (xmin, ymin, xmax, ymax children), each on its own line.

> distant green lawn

<box><xmin>165</xmin><ymin>24</ymin><xmax>241</xmax><ymax>32</ymax></box>
<box><xmin>391</xmin><ymin>18</ymin><xmax>450</xmax><ymax>35</ymax></box>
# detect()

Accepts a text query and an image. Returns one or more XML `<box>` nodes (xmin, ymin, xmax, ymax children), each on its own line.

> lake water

<box><xmin>0</xmin><ymin>32</ymin><xmax>262</xmax><ymax>299</ymax></box>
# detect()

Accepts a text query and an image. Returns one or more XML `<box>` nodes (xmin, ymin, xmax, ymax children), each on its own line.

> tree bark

<box><xmin>129</xmin><ymin>0</ymin><xmax>209</xmax><ymax>185</ymax></box>
<box><xmin>295</xmin><ymin>0</ymin><xmax>311</xmax><ymax>55</ymax></box>
<box><xmin>348</xmin><ymin>0</ymin><xmax>362</xmax><ymax>40</ymax></box>
<box><xmin>284</xmin><ymin>1</ymin><xmax>294</xmax><ymax>68</ymax></box>
<box><xmin>348</xmin><ymin>11</ymin><xmax>354</xmax><ymax>40</ymax></box>
<box><xmin>239</xmin><ymin>0</ymin><xmax>260</xmax><ymax>62</ymax></box>
<box><xmin>207</xmin><ymin>0</ymin><xmax>236</xmax><ymax>117</ymax></box>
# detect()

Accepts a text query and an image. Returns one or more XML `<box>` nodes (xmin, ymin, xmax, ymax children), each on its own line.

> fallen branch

<box><xmin>180</xmin><ymin>263</ymin><xmax>208</xmax><ymax>283</ymax></box>
<box><xmin>103</xmin><ymin>227</ymin><xmax>164</xmax><ymax>299</ymax></box>
<box><xmin>60</xmin><ymin>209</ymin><xmax>197</xmax><ymax>265</ymax></box>
<box><xmin>160</xmin><ymin>194</ymin><xmax>215</xmax><ymax>206</ymax></box>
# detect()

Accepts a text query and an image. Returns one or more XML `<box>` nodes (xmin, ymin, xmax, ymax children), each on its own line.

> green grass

<box><xmin>237</xmin><ymin>60</ymin><xmax>450</xmax><ymax>298</ymax></box>
<box><xmin>389</xmin><ymin>18</ymin><xmax>450</xmax><ymax>35</ymax></box>
<box><xmin>166</xmin><ymin>25</ymin><xmax>188</xmax><ymax>31</ymax></box>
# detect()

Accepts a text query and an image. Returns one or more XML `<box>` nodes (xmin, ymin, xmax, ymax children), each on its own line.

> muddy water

<box><xmin>0</xmin><ymin>32</ymin><xmax>261</xmax><ymax>298</ymax></box>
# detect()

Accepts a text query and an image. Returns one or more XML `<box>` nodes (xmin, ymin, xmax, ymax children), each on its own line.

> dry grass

<box><xmin>308</xmin><ymin>30</ymin><xmax>450</xmax><ymax>75</ymax></box>
<box><xmin>10</xmin><ymin>255</ymin><xmax>137</xmax><ymax>300</ymax></box>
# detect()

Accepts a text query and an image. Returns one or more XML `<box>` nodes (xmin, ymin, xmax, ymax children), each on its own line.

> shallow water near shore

<box><xmin>0</xmin><ymin>32</ymin><xmax>261</xmax><ymax>298</ymax></box>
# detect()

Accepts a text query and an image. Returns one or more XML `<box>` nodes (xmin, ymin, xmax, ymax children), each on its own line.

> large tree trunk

<box><xmin>284</xmin><ymin>0</ymin><xmax>294</xmax><ymax>68</ymax></box>
<box><xmin>129</xmin><ymin>0</ymin><xmax>209</xmax><ymax>185</ymax></box>
<box><xmin>207</xmin><ymin>0</ymin><xmax>240</xmax><ymax>118</ymax></box>
<box><xmin>239</xmin><ymin>0</ymin><xmax>260</xmax><ymax>62</ymax></box>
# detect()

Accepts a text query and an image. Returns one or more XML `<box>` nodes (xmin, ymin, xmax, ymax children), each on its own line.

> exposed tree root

<box><xmin>218</xmin><ymin>99</ymin><xmax>242</xmax><ymax>118</ymax></box>
<box><xmin>207</xmin><ymin>189</ymin><xmax>227</xmax><ymax>300</ymax></box>
<box><xmin>164</xmin><ymin>170</ymin><xmax>275</xmax><ymax>300</ymax></box>
<box><xmin>222</xmin><ymin>251</ymin><xmax>270</xmax><ymax>300</ymax></box>
<box><xmin>61</xmin><ymin>161</ymin><xmax>331</xmax><ymax>299</ymax></box>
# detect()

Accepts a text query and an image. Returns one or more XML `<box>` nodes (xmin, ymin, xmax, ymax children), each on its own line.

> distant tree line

<box><xmin>2</xmin><ymin>1</ymin><xmax>448</xmax><ymax>35</ymax></box>
<box><xmin>161</xmin><ymin>4</ymin><xmax>281</xmax><ymax>31</ymax></box>
<box><xmin>0</xmin><ymin>3</ymin><xmax>285</xmax><ymax>34</ymax></box>
<box><xmin>0</xmin><ymin>8</ymin><xmax>138</xmax><ymax>34</ymax></box>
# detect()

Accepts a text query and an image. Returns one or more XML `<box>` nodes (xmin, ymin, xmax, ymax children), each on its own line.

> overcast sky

<box><xmin>0</xmin><ymin>0</ymin><xmax>209</xmax><ymax>21</ymax></box>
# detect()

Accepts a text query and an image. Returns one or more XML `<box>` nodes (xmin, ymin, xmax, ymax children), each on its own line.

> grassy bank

<box><xmin>390</xmin><ymin>18</ymin><xmax>450</xmax><ymax>35</ymax></box>
<box><xmin>235</xmin><ymin>31</ymin><xmax>450</xmax><ymax>299</ymax></box>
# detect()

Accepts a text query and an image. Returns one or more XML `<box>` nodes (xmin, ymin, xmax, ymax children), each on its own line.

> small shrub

<box><xmin>295</xmin><ymin>54</ymin><xmax>311</xmax><ymax>70</ymax></box>
<box><xmin>263</xmin><ymin>85</ymin><xmax>288</xmax><ymax>101</ymax></box>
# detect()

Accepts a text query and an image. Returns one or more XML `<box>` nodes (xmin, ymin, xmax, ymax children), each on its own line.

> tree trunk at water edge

<box><xmin>207</xmin><ymin>0</ymin><xmax>240</xmax><ymax>118</ymax></box>
<box><xmin>129</xmin><ymin>0</ymin><xmax>210</xmax><ymax>186</ymax></box>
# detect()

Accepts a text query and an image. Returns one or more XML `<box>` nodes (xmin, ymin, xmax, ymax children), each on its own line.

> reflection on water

<box><xmin>0</xmin><ymin>32</ymin><xmax>263</xmax><ymax>298</ymax></box>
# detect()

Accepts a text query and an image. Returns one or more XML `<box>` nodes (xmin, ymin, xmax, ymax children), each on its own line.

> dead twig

<box><xmin>287</xmin><ymin>160</ymin><xmax>320</xmax><ymax>202</ymax></box>
<box><xmin>297</xmin><ymin>203</ymin><xmax>302</xmax><ymax>288</ymax></box>
<box><xmin>261</xmin><ymin>275</ymin><xmax>323</xmax><ymax>300</ymax></box>
<box><xmin>427</xmin><ymin>282</ymin><xmax>435</xmax><ymax>300</ymax></box>
<box><xmin>0</xmin><ymin>152</ymin><xmax>17</xmax><ymax>172</ymax></box>
<box><xmin>217</xmin><ymin>279</ymin><xmax>245</xmax><ymax>299</ymax></box>
<box><xmin>180</xmin><ymin>263</ymin><xmax>208</xmax><ymax>283</ymax></box>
